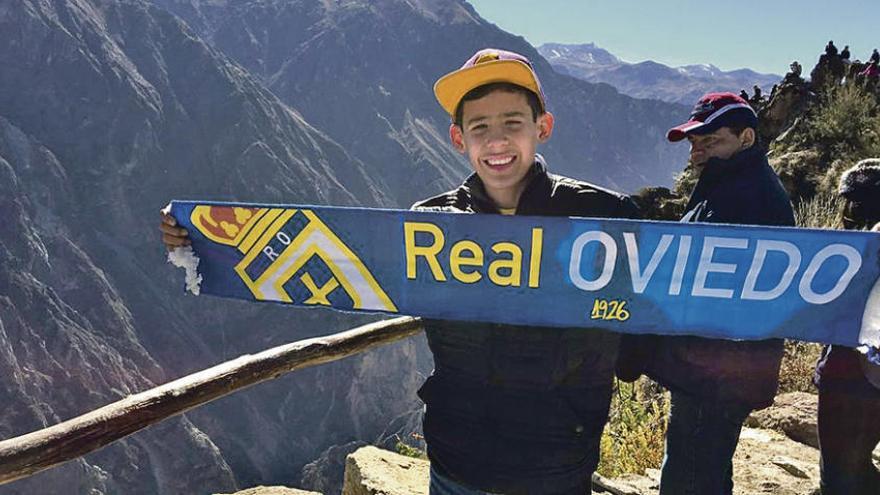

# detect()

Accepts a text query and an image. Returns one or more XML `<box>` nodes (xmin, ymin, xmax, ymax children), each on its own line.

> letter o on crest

<box><xmin>798</xmin><ymin>244</ymin><xmax>862</xmax><ymax>305</ymax></box>
<box><xmin>569</xmin><ymin>231</ymin><xmax>617</xmax><ymax>291</ymax></box>
<box><xmin>276</xmin><ymin>232</ymin><xmax>292</xmax><ymax>245</ymax></box>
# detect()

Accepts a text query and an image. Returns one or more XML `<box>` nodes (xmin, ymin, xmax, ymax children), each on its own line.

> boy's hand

<box><xmin>160</xmin><ymin>210</ymin><xmax>191</xmax><ymax>250</ymax></box>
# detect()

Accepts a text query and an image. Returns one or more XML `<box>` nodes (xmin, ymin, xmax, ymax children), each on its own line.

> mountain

<box><xmin>0</xmin><ymin>1</ymin><xmax>689</xmax><ymax>493</ymax></box>
<box><xmin>532</xmin><ymin>42</ymin><xmax>621</xmax><ymax>68</ymax></box>
<box><xmin>0</xmin><ymin>1</ymin><xmax>426</xmax><ymax>493</ymax></box>
<box><xmin>539</xmin><ymin>42</ymin><xmax>781</xmax><ymax>105</ymax></box>
<box><xmin>150</xmin><ymin>0</ymin><xmax>689</xmax><ymax>193</ymax></box>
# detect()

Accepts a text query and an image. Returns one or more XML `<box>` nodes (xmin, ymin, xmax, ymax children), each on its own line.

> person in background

<box><xmin>826</xmin><ymin>40</ymin><xmax>839</xmax><ymax>56</ymax></box>
<box><xmin>619</xmin><ymin>92</ymin><xmax>795</xmax><ymax>495</ymax></box>
<box><xmin>814</xmin><ymin>161</ymin><xmax>880</xmax><ymax>495</ymax></box>
<box><xmin>859</xmin><ymin>59</ymin><xmax>880</xmax><ymax>89</ymax></box>
<box><xmin>750</xmin><ymin>85</ymin><xmax>763</xmax><ymax>106</ymax></box>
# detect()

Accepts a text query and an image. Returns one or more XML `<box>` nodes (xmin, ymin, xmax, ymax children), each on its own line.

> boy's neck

<box><xmin>486</xmin><ymin>182</ymin><xmax>527</xmax><ymax>210</ymax></box>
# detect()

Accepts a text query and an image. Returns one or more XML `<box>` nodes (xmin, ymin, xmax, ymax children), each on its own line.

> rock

<box><xmin>732</xmin><ymin>427</ymin><xmax>819</xmax><ymax>494</ymax></box>
<box><xmin>771</xmin><ymin>456</ymin><xmax>812</xmax><ymax>479</ymax></box>
<box><xmin>343</xmin><ymin>446</ymin><xmax>429</xmax><ymax>495</ymax></box>
<box><xmin>746</xmin><ymin>392</ymin><xmax>819</xmax><ymax>448</ymax></box>
<box><xmin>216</xmin><ymin>487</ymin><xmax>321</xmax><ymax>495</ymax></box>
<box><xmin>759</xmin><ymin>81</ymin><xmax>814</xmax><ymax>147</ymax></box>
<box><xmin>593</xmin><ymin>472</ymin><xmax>657</xmax><ymax>495</ymax></box>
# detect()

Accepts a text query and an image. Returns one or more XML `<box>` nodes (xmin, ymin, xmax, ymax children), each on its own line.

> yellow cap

<box><xmin>433</xmin><ymin>49</ymin><xmax>546</xmax><ymax>118</ymax></box>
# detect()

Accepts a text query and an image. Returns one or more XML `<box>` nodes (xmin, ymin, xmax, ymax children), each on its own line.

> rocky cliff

<box><xmin>0</xmin><ymin>1</ymin><xmax>427</xmax><ymax>493</ymax></box>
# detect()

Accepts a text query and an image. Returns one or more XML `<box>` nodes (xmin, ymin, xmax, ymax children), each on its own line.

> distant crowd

<box><xmin>742</xmin><ymin>40</ymin><xmax>880</xmax><ymax>110</ymax></box>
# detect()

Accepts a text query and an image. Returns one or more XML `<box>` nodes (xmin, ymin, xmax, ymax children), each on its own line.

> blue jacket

<box><xmin>412</xmin><ymin>158</ymin><xmax>639</xmax><ymax>494</ymax></box>
<box><xmin>632</xmin><ymin>145</ymin><xmax>796</xmax><ymax>409</ymax></box>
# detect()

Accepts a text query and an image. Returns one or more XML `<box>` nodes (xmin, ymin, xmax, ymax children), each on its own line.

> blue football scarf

<box><xmin>168</xmin><ymin>201</ymin><xmax>880</xmax><ymax>348</ymax></box>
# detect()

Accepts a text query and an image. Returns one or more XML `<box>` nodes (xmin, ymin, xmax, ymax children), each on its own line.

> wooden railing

<box><xmin>0</xmin><ymin>317</ymin><xmax>424</xmax><ymax>485</ymax></box>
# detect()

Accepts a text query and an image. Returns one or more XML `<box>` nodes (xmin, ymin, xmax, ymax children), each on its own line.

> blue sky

<box><xmin>467</xmin><ymin>0</ymin><xmax>880</xmax><ymax>75</ymax></box>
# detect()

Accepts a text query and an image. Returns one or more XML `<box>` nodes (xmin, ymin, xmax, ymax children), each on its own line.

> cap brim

<box><xmin>666</xmin><ymin>120</ymin><xmax>715</xmax><ymax>142</ymax></box>
<box><xmin>434</xmin><ymin>59</ymin><xmax>543</xmax><ymax>117</ymax></box>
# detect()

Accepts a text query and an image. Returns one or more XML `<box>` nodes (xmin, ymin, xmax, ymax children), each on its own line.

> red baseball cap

<box><xmin>667</xmin><ymin>92</ymin><xmax>758</xmax><ymax>142</ymax></box>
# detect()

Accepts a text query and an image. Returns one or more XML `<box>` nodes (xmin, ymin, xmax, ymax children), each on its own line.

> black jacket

<box><xmin>412</xmin><ymin>156</ymin><xmax>639</xmax><ymax>494</ymax></box>
<box><xmin>630</xmin><ymin>145</ymin><xmax>795</xmax><ymax>409</ymax></box>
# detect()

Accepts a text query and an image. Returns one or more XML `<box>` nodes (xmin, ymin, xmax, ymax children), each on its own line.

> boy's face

<box><xmin>449</xmin><ymin>90</ymin><xmax>553</xmax><ymax>207</ymax></box>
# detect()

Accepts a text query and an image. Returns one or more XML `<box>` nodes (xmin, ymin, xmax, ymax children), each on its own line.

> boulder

<box><xmin>593</xmin><ymin>471</ymin><xmax>659</xmax><ymax>494</ymax></box>
<box><xmin>747</xmin><ymin>392</ymin><xmax>820</xmax><ymax>448</ymax></box>
<box><xmin>215</xmin><ymin>487</ymin><xmax>322</xmax><ymax>495</ymax></box>
<box><xmin>343</xmin><ymin>446</ymin><xmax>430</xmax><ymax>495</ymax></box>
<box><xmin>759</xmin><ymin>82</ymin><xmax>814</xmax><ymax>146</ymax></box>
<box><xmin>749</xmin><ymin>391</ymin><xmax>880</xmax><ymax>463</ymax></box>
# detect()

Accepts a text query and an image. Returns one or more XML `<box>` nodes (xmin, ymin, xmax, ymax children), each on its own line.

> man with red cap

<box><xmin>621</xmin><ymin>92</ymin><xmax>795</xmax><ymax>494</ymax></box>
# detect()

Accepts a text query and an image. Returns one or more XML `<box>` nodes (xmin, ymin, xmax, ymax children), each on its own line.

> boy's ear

<box><xmin>449</xmin><ymin>124</ymin><xmax>466</xmax><ymax>153</ymax></box>
<box><xmin>537</xmin><ymin>112</ymin><xmax>554</xmax><ymax>143</ymax></box>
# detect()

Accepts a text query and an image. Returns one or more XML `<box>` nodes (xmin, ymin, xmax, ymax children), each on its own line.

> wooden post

<box><xmin>0</xmin><ymin>316</ymin><xmax>424</xmax><ymax>485</ymax></box>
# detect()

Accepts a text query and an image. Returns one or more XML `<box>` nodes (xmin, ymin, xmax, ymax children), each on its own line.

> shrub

<box><xmin>804</xmin><ymin>82</ymin><xmax>880</xmax><ymax>163</ymax></box>
<box><xmin>598</xmin><ymin>378</ymin><xmax>668</xmax><ymax>477</ymax></box>
<box><xmin>394</xmin><ymin>435</ymin><xmax>427</xmax><ymax>459</ymax></box>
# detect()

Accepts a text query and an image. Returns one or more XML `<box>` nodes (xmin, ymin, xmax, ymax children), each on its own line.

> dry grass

<box><xmin>795</xmin><ymin>193</ymin><xmax>844</xmax><ymax>229</ymax></box>
<box><xmin>778</xmin><ymin>340</ymin><xmax>824</xmax><ymax>394</ymax></box>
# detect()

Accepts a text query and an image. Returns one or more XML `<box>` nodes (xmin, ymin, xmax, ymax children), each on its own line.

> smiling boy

<box><xmin>412</xmin><ymin>49</ymin><xmax>639</xmax><ymax>494</ymax></box>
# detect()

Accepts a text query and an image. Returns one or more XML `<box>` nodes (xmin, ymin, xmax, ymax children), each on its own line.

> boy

<box><xmin>413</xmin><ymin>48</ymin><xmax>638</xmax><ymax>494</ymax></box>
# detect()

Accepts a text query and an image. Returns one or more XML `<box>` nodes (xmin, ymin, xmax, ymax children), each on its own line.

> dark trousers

<box><xmin>818</xmin><ymin>384</ymin><xmax>880</xmax><ymax>494</ymax></box>
<box><xmin>659</xmin><ymin>390</ymin><xmax>752</xmax><ymax>495</ymax></box>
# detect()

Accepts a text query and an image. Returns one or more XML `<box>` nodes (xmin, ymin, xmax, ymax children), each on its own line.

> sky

<box><xmin>466</xmin><ymin>0</ymin><xmax>880</xmax><ymax>75</ymax></box>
